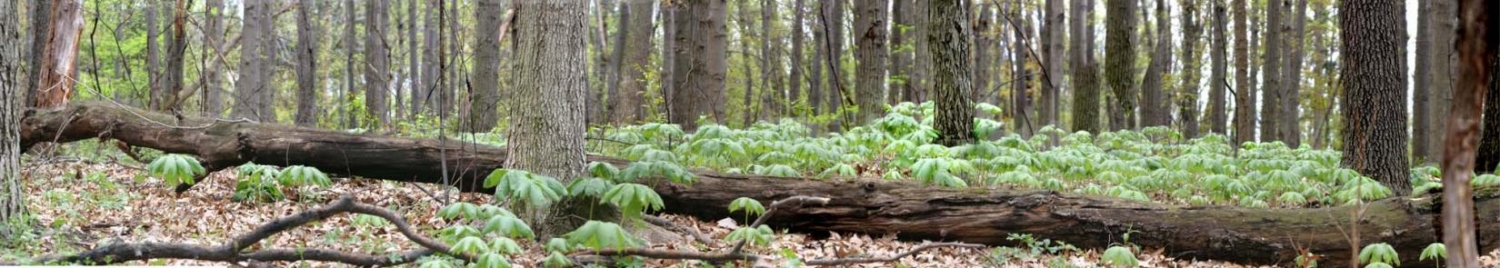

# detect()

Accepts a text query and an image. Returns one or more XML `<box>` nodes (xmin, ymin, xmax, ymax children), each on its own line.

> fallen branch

<box><xmin>31</xmin><ymin>197</ymin><xmax>475</xmax><ymax>266</ymax></box>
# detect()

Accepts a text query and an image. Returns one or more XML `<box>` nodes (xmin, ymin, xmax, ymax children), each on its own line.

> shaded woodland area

<box><xmin>1</xmin><ymin>0</ymin><xmax>1500</xmax><ymax>267</ymax></box>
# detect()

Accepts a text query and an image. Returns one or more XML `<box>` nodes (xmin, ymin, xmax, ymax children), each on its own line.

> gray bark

<box><xmin>1104</xmin><ymin>0</ymin><xmax>1137</xmax><ymax>130</ymax></box>
<box><xmin>1413</xmin><ymin>0</ymin><xmax>1431</xmax><ymax>160</ymax></box>
<box><xmin>233</xmin><ymin>0</ymin><xmax>275</xmax><ymax>122</ymax></box>
<box><xmin>1426</xmin><ymin>0</ymin><xmax>1455</xmax><ymax>163</ymax></box>
<box><xmin>470</xmin><ymin>0</ymin><xmax>504</xmax><ymax>131</ymax></box>
<box><xmin>1339</xmin><ymin>0</ymin><xmax>1411</xmax><ymax>195</ymax></box>
<box><xmin>508</xmin><ymin>0</ymin><xmax>591</xmax><ymax>236</ymax></box>
<box><xmin>1138</xmin><ymin>0</ymin><xmax>1170</xmax><ymax>128</ymax></box>
<box><xmin>853</xmin><ymin>0</ymin><xmax>888</xmax><ymax>124</ymax></box>
<box><xmin>929</xmin><ymin>0</ymin><xmax>974</xmax><ymax>146</ymax></box>
<box><xmin>295</xmin><ymin>0</ymin><xmax>321</xmax><ymax>127</ymax></box>
<box><xmin>0</xmin><ymin>0</ymin><xmax>24</xmax><ymax>232</ymax></box>
<box><xmin>202</xmin><ymin>0</ymin><xmax>224</xmax><ymax>117</ymax></box>
<box><xmin>1279</xmin><ymin>0</ymin><xmax>1307</xmax><ymax>147</ymax></box>
<box><xmin>1069</xmin><ymin>0</ymin><xmax>1100</xmax><ymax>133</ymax></box>
<box><xmin>1259</xmin><ymin>0</ymin><xmax>1283</xmax><ymax>142</ymax></box>
<box><xmin>1040</xmin><ymin>0</ymin><xmax>1063</xmax><ymax>132</ymax></box>
<box><xmin>1208</xmin><ymin>0</ymin><xmax>1227</xmax><ymax>135</ymax></box>
<box><xmin>669</xmin><ymin>0</ymin><xmax>728</xmax><ymax>131</ymax></box>
<box><xmin>365</xmin><ymin>0</ymin><xmax>390</xmax><ymax>128</ymax></box>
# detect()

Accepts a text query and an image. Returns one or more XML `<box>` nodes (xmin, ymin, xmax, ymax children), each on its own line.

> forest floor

<box><xmin>2</xmin><ymin>161</ymin><xmax>1498</xmax><ymax>267</ymax></box>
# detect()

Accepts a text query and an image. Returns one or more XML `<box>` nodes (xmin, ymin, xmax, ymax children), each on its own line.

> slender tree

<box><xmin>146</xmin><ymin>0</ymin><xmax>160</xmax><ymax>109</ymax></box>
<box><xmin>930</xmin><ymin>0</ymin><xmax>975</xmax><ymax>146</ymax></box>
<box><xmin>1280</xmin><ymin>0</ymin><xmax>1307</xmax><ymax>146</ymax></box>
<box><xmin>507</xmin><ymin>0</ymin><xmax>593</xmax><ymax>236</ymax></box>
<box><xmin>1413</xmin><ymin>0</ymin><xmax>1432</xmax><ymax>159</ymax></box>
<box><xmin>811</xmin><ymin>0</ymin><xmax>826</xmax><ymax>116</ymax></box>
<box><xmin>1070</xmin><ymin>0</ymin><xmax>1101</xmax><ymax>133</ymax></box>
<box><xmin>156</xmin><ymin>0</ymin><xmax>190</xmax><ymax>112</ymax></box>
<box><xmin>1208</xmin><ymin>0</ymin><xmax>1227</xmax><ymax>135</ymax></box>
<box><xmin>0</xmin><ymin>0</ymin><xmax>25</xmax><ymax>235</ymax></box>
<box><xmin>1427</xmin><ymin>0</ymin><xmax>1456</xmax><ymax>163</ymax></box>
<box><xmin>1232</xmin><ymin>0</ymin><xmax>1252</xmax><ymax>145</ymax></box>
<box><xmin>1438</xmin><ymin>1</ymin><xmax>1493</xmax><ymax>265</ymax></box>
<box><xmin>908</xmin><ymin>0</ymin><xmax>930</xmax><ymax>103</ymax></box>
<box><xmin>366</xmin><ymin>0</ymin><xmax>390</xmax><ymax>128</ymax></box>
<box><xmin>1104</xmin><ymin>0</ymin><xmax>1138</xmax><ymax>130</ymax></box>
<box><xmin>295</xmin><ymin>0</ymin><xmax>321</xmax><ymax>126</ymax></box>
<box><xmin>1178</xmin><ymin>0</ymin><xmax>1202</xmax><ymax>137</ymax></box>
<box><xmin>823</xmin><ymin>0</ymin><xmax>847</xmax><ymax>124</ymax></box>
<box><xmin>669</xmin><ymin>0</ymin><xmax>728</xmax><ymax>131</ymax></box>
<box><xmin>1009</xmin><ymin>1</ymin><xmax>1030</xmax><ymax>137</ymax></box>
<box><xmin>612</xmin><ymin>0</ymin><xmax>653</xmax><ymax>124</ymax></box>
<box><xmin>1139</xmin><ymin>0</ymin><xmax>1172</xmax><ymax>127</ymax></box>
<box><xmin>344</xmin><ymin>0</ymin><xmax>360</xmax><ymax>128</ymax></box>
<box><xmin>233</xmin><ymin>0</ymin><xmax>274</xmax><ymax>121</ymax></box>
<box><xmin>790</xmin><ymin>0</ymin><xmax>806</xmax><ymax>111</ymax></box>
<box><xmin>1259</xmin><ymin>0</ymin><xmax>1283</xmax><ymax>142</ymax></box>
<box><xmin>853</xmin><ymin>0</ymin><xmax>888</xmax><ymax>124</ymax></box>
<box><xmin>1478</xmin><ymin>54</ymin><xmax>1500</xmax><ymax>174</ymax></box>
<box><xmin>1339</xmin><ymin>0</ymin><xmax>1409</xmax><ymax>195</ymax></box>
<box><xmin>470</xmin><ymin>0</ymin><xmax>504</xmax><ymax>131</ymax></box>
<box><xmin>201</xmin><ymin>0</ymin><xmax>224</xmax><ymax>117</ymax></box>
<box><xmin>1041</xmin><ymin>0</ymin><xmax>1064</xmax><ymax>131</ymax></box>
<box><xmin>759</xmin><ymin>0</ymin><xmax>784</xmax><ymax>119</ymax></box>
<box><xmin>24</xmin><ymin>0</ymin><xmax>47</xmax><ymax>107</ymax></box>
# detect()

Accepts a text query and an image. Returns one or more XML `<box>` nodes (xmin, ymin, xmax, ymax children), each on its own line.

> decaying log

<box><xmin>20</xmin><ymin>102</ymin><xmax>1500</xmax><ymax>267</ymax></box>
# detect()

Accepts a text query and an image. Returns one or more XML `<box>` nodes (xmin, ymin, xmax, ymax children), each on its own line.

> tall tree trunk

<box><xmin>810</xmin><ymin>1</ymin><xmax>826</xmax><ymax>116</ymax></box>
<box><xmin>1208</xmin><ymin>0</ymin><xmax>1227</xmax><ymax>135</ymax></box>
<box><xmin>587</xmin><ymin>0</ymin><xmax>611</xmax><ymax>126</ymax></box>
<box><xmin>1427</xmin><ymin>0</ymin><xmax>1456</xmax><ymax>164</ymax></box>
<box><xmin>888</xmin><ymin>0</ymin><xmax>907</xmax><ymax>105</ymax></box>
<box><xmin>146</xmin><ymin>0</ymin><xmax>161</xmax><ymax>109</ymax></box>
<box><xmin>344</xmin><ymin>0</ymin><xmax>360</xmax><ymax>128</ymax></box>
<box><xmin>908</xmin><ymin>0</ymin><xmax>930</xmax><ymax>104</ymax></box>
<box><xmin>1339</xmin><ymin>0</ymin><xmax>1410</xmax><ymax>196</ymax></box>
<box><xmin>1478</xmin><ymin>54</ymin><xmax>1500</xmax><ymax>174</ymax></box>
<box><xmin>33</xmin><ymin>0</ymin><xmax>82</xmax><ymax>109</ymax></box>
<box><xmin>419</xmin><ymin>0</ymin><xmax>440</xmax><ymax>118</ymax></box>
<box><xmin>604</xmin><ymin>1</ymin><xmax>628</xmax><ymax>125</ymax></box>
<box><xmin>669</xmin><ymin>0</ymin><xmax>728</xmax><ymax>131</ymax></box>
<box><xmin>158</xmin><ymin>0</ymin><xmax>189</xmax><ymax>112</ymax></box>
<box><xmin>1070</xmin><ymin>0</ymin><xmax>1100</xmax><ymax>133</ymax></box>
<box><xmin>366</xmin><ymin>0</ymin><xmax>390</xmax><ymax>129</ymax></box>
<box><xmin>1440</xmin><ymin>0</ymin><xmax>1493</xmax><ymax>265</ymax></box>
<box><xmin>470</xmin><ymin>0</ymin><xmax>503</xmax><ymax>131</ymax></box>
<box><xmin>233</xmin><ymin>0</ymin><xmax>273</xmax><ymax>122</ymax></box>
<box><xmin>930</xmin><ymin>0</ymin><xmax>974</xmax><ymax>146</ymax></box>
<box><xmin>1178</xmin><ymin>0</ymin><xmax>1201</xmax><ymax>138</ymax></box>
<box><xmin>202</xmin><ymin>0</ymin><xmax>224</xmax><ymax>117</ymax></box>
<box><xmin>24</xmin><ymin>0</ymin><xmax>49</xmax><ymax>107</ymax></box>
<box><xmin>1009</xmin><ymin>1</ymin><xmax>1030</xmax><ymax>137</ymax></box>
<box><xmin>1138</xmin><ymin>0</ymin><xmax>1171</xmax><ymax>128</ymax></box>
<box><xmin>1104</xmin><ymin>0</ymin><xmax>1137</xmax><ymax>131</ymax></box>
<box><xmin>661</xmin><ymin>5</ymin><xmax>676</xmax><ymax>120</ymax></box>
<box><xmin>789</xmin><ymin>0</ymin><xmax>806</xmax><ymax>113</ymax></box>
<box><xmin>508</xmin><ymin>0</ymin><xmax>592</xmax><ymax>237</ymax></box>
<box><xmin>737</xmin><ymin>1</ymin><xmax>756</xmax><ymax>127</ymax></box>
<box><xmin>853</xmin><ymin>0</ymin><xmax>887</xmax><ymax>124</ymax></box>
<box><xmin>295</xmin><ymin>0</ymin><xmax>321</xmax><ymax>127</ymax></box>
<box><xmin>973</xmin><ymin>4</ymin><xmax>993</xmax><ymax>108</ymax></box>
<box><xmin>1040</xmin><ymin>0</ymin><xmax>1063</xmax><ymax>133</ymax></box>
<box><xmin>1232</xmin><ymin>0</ymin><xmax>1252</xmax><ymax>145</ymax></box>
<box><xmin>405</xmin><ymin>0</ymin><xmax>419</xmax><ymax>122</ymax></box>
<box><xmin>759</xmin><ymin>0</ymin><xmax>784</xmax><ymax>120</ymax></box>
<box><xmin>1259</xmin><ymin>0</ymin><xmax>1283</xmax><ymax>142</ymax></box>
<box><xmin>1413</xmin><ymin>0</ymin><xmax>1432</xmax><ymax>160</ymax></box>
<box><xmin>823</xmin><ymin>0</ymin><xmax>848</xmax><ymax>127</ymax></box>
<box><xmin>1280</xmin><ymin>0</ymin><xmax>1307</xmax><ymax>147</ymax></box>
<box><xmin>0</xmin><ymin>0</ymin><xmax>25</xmax><ymax>233</ymax></box>
<box><xmin>612</xmin><ymin>0</ymin><xmax>651</xmax><ymax>124</ymax></box>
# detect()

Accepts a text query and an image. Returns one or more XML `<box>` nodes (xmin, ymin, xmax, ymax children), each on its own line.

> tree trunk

<box><xmin>405</xmin><ymin>0</ymin><xmax>420</xmax><ymax>122</ymax></box>
<box><xmin>1413</xmin><ymin>0</ymin><xmax>1432</xmax><ymax>162</ymax></box>
<box><xmin>1439</xmin><ymin>0</ymin><xmax>1493</xmax><ymax>264</ymax></box>
<box><xmin>1427</xmin><ymin>0</ymin><xmax>1456</xmax><ymax>164</ymax></box>
<box><xmin>470</xmin><ymin>0</ymin><xmax>504</xmax><ymax>131</ymax></box>
<box><xmin>853</xmin><ymin>0</ymin><xmax>887</xmax><ymax>124</ymax></box>
<box><xmin>1069</xmin><ymin>0</ymin><xmax>1100</xmax><ymax>133</ymax></box>
<box><xmin>157</xmin><ymin>0</ymin><xmax>189</xmax><ymax>112</ymax></box>
<box><xmin>737</xmin><ymin>1</ymin><xmax>757</xmax><ymax>127</ymax></box>
<box><xmin>908</xmin><ymin>0</ymin><xmax>929</xmax><ymax>104</ymax></box>
<box><xmin>202</xmin><ymin>0</ymin><xmax>224</xmax><ymax>117</ymax></box>
<box><xmin>810</xmin><ymin>1</ymin><xmax>826</xmax><ymax>116</ymax></box>
<box><xmin>294</xmin><ymin>0</ymin><xmax>320</xmax><ymax>127</ymax></box>
<box><xmin>1339</xmin><ymin>0</ymin><xmax>1410</xmax><ymax>196</ymax></box>
<box><xmin>1104</xmin><ymin>0</ymin><xmax>1137</xmax><ymax>131</ymax></box>
<box><xmin>24</xmin><ymin>0</ymin><xmax>49</xmax><ymax>107</ymax></box>
<box><xmin>662</xmin><ymin>5</ymin><xmax>676</xmax><ymax>120</ymax></box>
<box><xmin>1177</xmin><ymin>0</ymin><xmax>1201</xmax><ymax>138</ymax></box>
<box><xmin>670</xmin><ymin>0</ymin><xmax>728</xmax><ymax>131</ymax></box>
<box><xmin>1208</xmin><ymin>0</ymin><xmax>1227</xmax><ymax>136</ymax></box>
<box><xmin>365</xmin><ymin>0</ymin><xmax>390</xmax><ymax>129</ymax></box>
<box><xmin>146</xmin><ymin>0</ymin><xmax>161</xmax><ymax>110</ymax></box>
<box><xmin>612</xmin><ymin>0</ymin><xmax>651</xmax><ymax>124</ymax></box>
<box><xmin>973</xmin><ymin>4</ymin><xmax>993</xmax><ymax>109</ymax></box>
<box><xmin>759</xmin><ymin>0</ymin><xmax>784</xmax><ymax>120</ymax></box>
<box><xmin>1040</xmin><ymin>0</ymin><xmax>1063</xmax><ymax>134</ymax></box>
<box><xmin>19</xmin><ymin>102</ymin><xmax>1500</xmax><ymax>268</ymax></box>
<box><xmin>930</xmin><ymin>0</ymin><xmax>974</xmax><ymax>146</ymax></box>
<box><xmin>33</xmin><ymin>0</ymin><xmax>82</xmax><ymax>109</ymax></box>
<box><xmin>888</xmin><ymin>0</ymin><xmax>907</xmax><ymax>105</ymax></box>
<box><xmin>789</xmin><ymin>0</ymin><xmax>806</xmax><ymax>113</ymax></box>
<box><xmin>233</xmin><ymin>0</ymin><xmax>273</xmax><ymax>122</ymax></box>
<box><xmin>1280</xmin><ymin>0</ymin><xmax>1307</xmax><ymax>147</ymax></box>
<box><xmin>419</xmin><ymin>1</ymin><xmax>440</xmax><ymax>118</ymax></box>
<box><xmin>606</xmin><ymin>1</ymin><xmax>629</xmax><ymax>125</ymax></box>
<box><xmin>1008</xmin><ymin>1</ymin><xmax>1029</xmax><ymax>138</ymax></box>
<box><xmin>509</xmin><ymin>0</ymin><xmax>592</xmax><ymax>236</ymax></box>
<box><xmin>1478</xmin><ymin>54</ymin><xmax>1500</xmax><ymax>174</ymax></box>
<box><xmin>1258</xmin><ymin>0</ymin><xmax>1283</xmax><ymax>143</ymax></box>
<box><xmin>0</xmin><ymin>0</ymin><xmax>24</xmax><ymax>234</ymax></box>
<box><xmin>1138</xmin><ymin>0</ymin><xmax>1170</xmax><ymax>128</ymax></box>
<box><xmin>1232</xmin><ymin>0</ymin><xmax>1252</xmax><ymax>145</ymax></box>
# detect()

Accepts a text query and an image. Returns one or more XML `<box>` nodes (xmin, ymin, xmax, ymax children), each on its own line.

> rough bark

<box><xmin>1443</xmin><ymin>1</ymin><xmax>1494</xmax><ymax>265</ymax></box>
<box><xmin>18</xmin><ymin>102</ymin><xmax>1500</xmax><ymax>268</ymax></box>
<box><xmin>1280</xmin><ymin>0</ymin><xmax>1306</xmax><ymax>147</ymax></box>
<box><xmin>930</xmin><ymin>0</ymin><xmax>974</xmax><ymax>146</ymax></box>
<box><xmin>853</xmin><ymin>0</ymin><xmax>888</xmax><ymax>124</ymax></box>
<box><xmin>670</xmin><ymin>0</ymin><xmax>728</xmax><ymax>131</ymax></box>
<box><xmin>1178</xmin><ymin>0</ymin><xmax>1201</xmax><ymax>138</ymax></box>
<box><xmin>1040</xmin><ymin>0</ymin><xmax>1064</xmax><ymax>132</ymax></box>
<box><xmin>1069</xmin><ymin>0</ymin><xmax>1100</xmax><ymax>133</ymax></box>
<box><xmin>33</xmin><ymin>0</ymin><xmax>82</xmax><ymax>109</ymax></box>
<box><xmin>365</xmin><ymin>0</ymin><xmax>390</xmax><ymax>129</ymax></box>
<box><xmin>0</xmin><ymin>0</ymin><xmax>24</xmax><ymax>234</ymax></box>
<box><xmin>510</xmin><ymin>0</ymin><xmax>592</xmax><ymax>236</ymax></box>
<box><xmin>1339</xmin><ymin>0</ymin><xmax>1410</xmax><ymax>196</ymax></box>
<box><xmin>888</xmin><ymin>0</ymin><xmax>908</xmax><ymax>105</ymax></box>
<box><xmin>470</xmin><ymin>0</ymin><xmax>503</xmax><ymax>131</ymax></box>
<box><xmin>157</xmin><ymin>0</ymin><xmax>189</xmax><ymax>112</ymax></box>
<box><xmin>1104</xmin><ymin>0</ymin><xmax>1137</xmax><ymax>131</ymax></box>
<box><xmin>1428</xmin><ymin>0</ymin><xmax>1456</xmax><ymax>164</ymax></box>
<box><xmin>294</xmin><ymin>0</ymin><xmax>320</xmax><ymax>127</ymax></box>
<box><xmin>1232</xmin><ymin>0</ymin><xmax>1252</xmax><ymax>145</ymax></box>
<box><xmin>202</xmin><ymin>0</ymin><xmax>224</xmax><ymax>117</ymax></box>
<box><xmin>418</xmin><ymin>0</ymin><xmax>440</xmax><ymax>118</ymax></box>
<box><xmin>233</xmin><ymin>0</ymin><xmax>274</xmax><ymax>122</ymax></box>
<box><xmin>1259</xmin><ymin>0</ymin><xmax>1282</xmax><ymax>142</ymax></box>
<box><xmin>1208</xmin><ymin>0</ymin><xmax>1227</xmax><ymax>135</ymax></box>
<box><xmin>1138</xmin><ymin>0</ymin><xmax>1171</xmax><ymax>128</ymax></box>
<box><xmin>24</xmin><ymin>0</ymin><xmax>49</xmax><ymax>107</ymax></box>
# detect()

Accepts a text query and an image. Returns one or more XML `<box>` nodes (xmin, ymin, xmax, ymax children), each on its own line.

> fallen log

<box><xmin>21</xmin><ymin>102</ymin><xmax>1500</xmax><ymax>267</ymax></box>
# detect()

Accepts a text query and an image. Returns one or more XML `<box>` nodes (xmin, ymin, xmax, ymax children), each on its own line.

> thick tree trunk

<box><xmin>1259</xmin><ymin>0</ymin><xmax>1282</xmax><ymax>143</ymax></box>
<box><xmin>0</xmin><ymin>0</ymin><xmax>24</xmax><ymax>234</ymax></box>
<box><xmin>33</xmin><ymin>0</ymin><xmax>82</xmax><ymax>109</ymax></box>
<box><xmin>233</xmin><ymin>0</ymin><xmax>274</xmax><ymax>122</ymax></box>
<box><xmin>853</xmin><ymin>0</ymin><xmax>887</xmax><ymax>124</ymax></box>
<box><xmin>470</xmin><ymin>0</ymin><xmax>503</xmax><ymax>131</ymax></box>
<box><xmin>929</xmin><ymin>0</ymin><xmax>974</xmax><ymax>146</ymax></box>
<box><xmin>1069</xmin><ymin>0</ymin><xmax>1099</xmax><ymax>133</ymax></box>
<box><xmin>1138</xmin><ymin>0</ymin><xmax>1170</xmax><ymax>128</ymax></box>
<box><xmin>19</xmin><ymin>102</ymin><xmax>1500</xmax><ymax>268</ymax></box>
<box><xmin>907</xmin><ymin>0</ymin><xmax>929</xmax><ymax>104</ymax></box>
<box><xmin>294</xmin><ymin>0</ymin><xmax>320</xmax><ymax>127</ymax></box>
<box><xmin>510</xmin><ymin>0</ymin><xmax>593</xmax><ymax>236</ymax></box>
<box><xmin>1440</xmin><ymin>0</ymin><xmax>1493</xmax><ymax>264</ymax></box>
<box><xmin>670</xmin><ymin>0</ymin><xmax>728</xmax><ymax>131</ymax></box>
<box><xmin>612</xmin><ymin>0</ymin><xmax>651</xmax><ymax>124</ymax></box>
<box><xmin>1340</xmin><ymin>0</ymin><xmax>1410</xmax><ymax>196</ymax></box>
<box><xmin>1477</xmin><ymin>54</ymin><xmax>1500</xmax><ymax>174</ymax></box>
<box><xmin>1232</xmin><ymin>0</ymin><xmax>1253</xmax><ymax>145</ymax></box>
<box><xmin>1208</xmin><ymin>0</ymin><xmax>1227</xmax><ymax>136</ymax></box>
<box><xmin>825</xmin><ymin>0</ymin><xmax>847</xmax><ymax>128</ymax></box>
<box><xmin>1104</xmin><ymin>0</ymin><xmax>1137</xmax><ymax>131</ymax></box>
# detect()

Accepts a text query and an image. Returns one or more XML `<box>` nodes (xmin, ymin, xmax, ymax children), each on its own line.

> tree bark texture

<box><xmin>611</xmin><ymin>1</ymin><xmax>651</xmax><ymax>124</ymax></box>
<box><xmin>1069</xmin><ymin>0</ymin><xmax>1100</xmax><ymax>134</ymax></box>
<box><xmin>201</xmin><ymin>0</ymin><xmax>224</xmax><ymax>117</ymax></box>
<box><xmin>146</xmin><ymin>0</ymin><xmax>160</xmax><ymax>110</ymax></box>
<box><xmin>1259</xmin><ymin>0</ymin><xmax>1283</xmax><ymax>143</ymax></box>
<box><xmin>853</xmin><ymin>0</ymin><xmax>888</xmax><ymax>125</ymax></box>
<box><xmin>907</xmin><ymin>0</ymin><xmax>930</xmax><ymax>104</ymax></box>
<box><xmin>759</xmin><ymin>0</ymin><xmax>784</xmax><ymax>120</ymax></box>
<box><xmin>365</xmin><ymin>0</ymin><xmax>390</xmax><ymax>129</ymax></box>
<box><xmin>1138</xmin><ymin>0</ymin><xmax>1171</xmax><ymax>128</ymax></box>
<box><xmin>929</xmin><ymin>0</ymin><xmax>974</xmax><ymax>147</ymax></box>
<box><xmin>1441</xmin><ymin>1</ymin><xmax>1495</xmax><ymax>265</ymax></box>
<box><xmin>1208</xmin><ymin>0</ymin><xmax>1228</xmax><ymax>135</ymax></box>
<box><xmin>670</xmin><ymin>0</ymin><xmax>728</xmax><ymax>131</ymax></box>
<box><xmin>1104</xmin><ymin>0</ymin><xmax>1137</xmax><ymax>131</ymax></box>
<box><xmin>1414</xmin><ymin>0</ymin><xmax>1432</xmax><ymax>162</ymax></box>
<box><xmin>233</xmin><ymin>0</ymin><xmax>275</xmax><ymax>122</ymax></box>
<box><xmin>0</xmin><ymin>0</ymin><xmax>25</xmax><ymax>233</ymax></box>
<box><xmin>1427</xmin><ymin>0</ymin><xmax>1456</xmax><ymax>164</ymax></box>
<box><xmin>17</xmin><ymin>102</ymin><xmax>1500</xmax><ymax>268</ymax></box>
<box><xmin>157</xmin><ymin>0</ymin><xmax>190</xmax><ymax>112</ymax></box>
<box><xmin>790</xmin><ymin>0</ymin><xmax>807</xmax><ymax>112</ymax></box>
<box><xmin>1477</xmin><ymin>54</ymin><xmax>1500</xmax><ymax>174</ymax></box>
<box><xmin>470</xmin><ymin>0</ymin><xmax>504</xmax><ymax>131</ymax></box>
<box><xmin>509</xmin><ymin>0</ymin><xmax>591</xmax><ymax>236</ymax></box>
<box><xmin>1339</xmin><ymin>0</ymin><xmax>1411</xmax><ymax>196</ymax></box>
<box><xmin>343</xmin><ymin>0</ymin><xmax>360</xmax><ymax>129</ymax></box>
<box><xmin>1232</xmin><ymin>0</ymin><xmax>1253</xmax><ymax>145</ymax></box>
<box><xmin>1280</xmin><ymin>0</ymin><xmax>1307</xmax><ymax>147</ymax></box>
<box><xmin>294</xmin><ymin>0</ymin><xmax>320</xmax><ymax>127</ymax></box>
<box><xmin>33</xmin><ymin>0</ymin><xmax>82</xmax><ymax>109</ymax></box>
<box><xmin>1178</xmin><ymin>0</ymin><xmax>1201</xmax><ymax>138</ymax></box>
<box><xmin>1041</xmin><ymin>0</ymin><xmax>1064</xmax><ymax>133</ymax></box>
